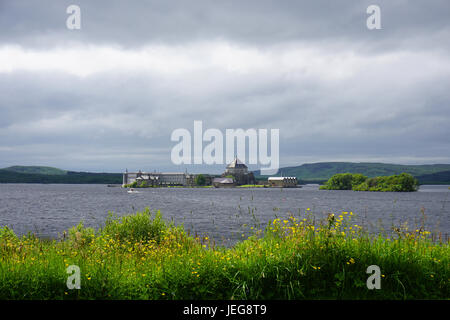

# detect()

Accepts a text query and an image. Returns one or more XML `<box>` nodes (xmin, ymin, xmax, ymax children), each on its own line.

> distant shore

<box><xmin>2</xmin><ymin>162</ymin><xmax>450</xmax><ymax>185</ymax></box>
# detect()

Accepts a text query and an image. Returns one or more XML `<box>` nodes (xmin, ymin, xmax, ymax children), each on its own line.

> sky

<box><xmin>0</xmin><ymin>0</ymin><xmax>449</xmax><ymax>173</ymax></box>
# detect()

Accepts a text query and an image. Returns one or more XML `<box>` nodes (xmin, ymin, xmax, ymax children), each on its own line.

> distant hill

<box><xmin>254</xmin><ymin>162</ymin><xmax>450</xmax><ymax>184</ymax></box>
<box><xmin>415</xmin><ymin>170</ymin><xmax>450</xmax><ymax>185</ymax></box>
<box><xmin>2</xmin><ymin>166</ymin><xmax>67</xmax><ymax>175</ymax></box>
<box><xmin>0</xmin><ymin>167</ymin><xmax>122</xmax><ymax>184</ymax></box>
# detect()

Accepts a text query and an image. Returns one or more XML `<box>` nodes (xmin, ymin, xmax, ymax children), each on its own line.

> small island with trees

<box><xmin>320</xmin><ymin>172</ymin><xmax>419</xmax><ymax>192</ymax></box>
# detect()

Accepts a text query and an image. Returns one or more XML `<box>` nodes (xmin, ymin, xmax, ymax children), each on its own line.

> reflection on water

<box><xmin>0</xmin><ymin>184</ymin><xmax>449</xmax><ymax>244</ymax></box>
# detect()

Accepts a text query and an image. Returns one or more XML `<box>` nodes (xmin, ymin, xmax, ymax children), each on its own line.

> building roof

<box><xmin>136</xmin><ymin>175</ymin><xmax>159</xmax><ymax>180</ymax></box>
<box><xmin>226</xmin><ymin>157</ymin><xmax>248</xmax><ymax>169</ymax></box>
<box><xmin>213</xmin><ymin>177</ymin><xmax>234</xmax><ymax>184</ymax></box>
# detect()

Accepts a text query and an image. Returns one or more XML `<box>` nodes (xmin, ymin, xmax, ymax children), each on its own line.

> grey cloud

<box><xmin>1</xmin><ymin>49</ymin><xmax>450</xmax><ymax>172</ymax></box>
<box><xmin>0</xmin><ymin>0</ymin><xmax>449</xmax><ymax>51</ymax></box>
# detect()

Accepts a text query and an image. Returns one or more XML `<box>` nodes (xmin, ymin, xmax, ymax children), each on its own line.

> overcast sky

<box><xmin>0</xmin><ymin>0</ymin><xmax>449</xmax><ymax>173</ymax></box>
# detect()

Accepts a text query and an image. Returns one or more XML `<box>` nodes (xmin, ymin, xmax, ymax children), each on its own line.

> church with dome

<box><xmin>220</xmin><ymin>157</ymin><xmax>256</xmax><ymax>185</ymax></box>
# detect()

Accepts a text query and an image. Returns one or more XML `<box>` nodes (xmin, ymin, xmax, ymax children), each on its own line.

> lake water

<box><xmin>0</xmin><ymin>184</ymin><xmax>449</xmax><ymax>245</ymax></box>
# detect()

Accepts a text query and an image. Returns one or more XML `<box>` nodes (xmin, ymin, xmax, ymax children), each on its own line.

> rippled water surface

<box><xmin>0</xmin><ymin>184</ymin><xmax>449</xmax><ymax>244</ymax></box>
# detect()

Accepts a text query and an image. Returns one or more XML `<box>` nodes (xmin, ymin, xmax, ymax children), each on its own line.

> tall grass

<box><xmin>0</xmin><ymin>208</ymin><xmax>448</xmax><ymax>299</ymax></box>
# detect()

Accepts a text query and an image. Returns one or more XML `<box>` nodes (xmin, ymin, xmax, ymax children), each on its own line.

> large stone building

<box><xmin>123</xmin><ymin>158</ymin><xmax>254</xmax><ymax>187</ymax></box>
<box><xmin>221</xmin><ymin>157</ymin><xmax>256</xmax><ymax>185</ymax></box>
<box><xmin>123</xmin><ymin>170</ymin><xmax>213</xmax><ymax>187</ymax></box>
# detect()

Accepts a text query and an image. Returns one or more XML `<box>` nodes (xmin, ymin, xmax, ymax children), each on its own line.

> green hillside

<box><xmin>2</xmin><ymin>166</ymin><xmax>67</xmax><ymax>175</ymax></box>
<box><xmin>254</xmin><ymin>162</ymin><xmax>450</xmax><ymax>183</ymax></box>
<box><xmin>0</xmin><ymin>169</ymin><xmax>122</xmax><ymax>184</ymax></box>
<box><xmin>415</xmin><ymin>170</ymin><xmax>450</xmax><ymax>185</ymax></box>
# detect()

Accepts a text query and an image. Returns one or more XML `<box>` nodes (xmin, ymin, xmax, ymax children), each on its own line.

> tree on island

<box><xmin>320</xmin><ymin>172</ymin><xmax>418</xmax><ymax>192</ymax></box>
<box><xmin>353</xmin><ymin>173</ymin><xmax>418</xmax><ymax>192</ymax></box>
<box><xmin>320</xmin><ymin>173</ymin><xmax>367</xmax><ymax>190</ymax></box>
<box><xmin>195</xmin><ymin>174</ymin><xmax>206</xmax><ymax>186</ymax></box>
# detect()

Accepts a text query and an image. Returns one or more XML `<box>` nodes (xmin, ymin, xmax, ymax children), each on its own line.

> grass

<box><xmin>123</xmin><ymin>184</ymin><xmax>213</xmax><ymax>188</ymax></box>
<box><xmin>237</xmin><ymin>184</ymin><xmax>266</xmax><ymax>188</ymax></box>
<box><xmin>0</xmin><ymin>208</ymin><xmax>448</xmax><ymax>300</ymax></box>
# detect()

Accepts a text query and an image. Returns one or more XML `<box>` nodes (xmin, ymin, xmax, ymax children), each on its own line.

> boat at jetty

<box><xmin>127</xmin><ymin>188</ymin><xmax>140</xmax><ymax>194</ymax></box>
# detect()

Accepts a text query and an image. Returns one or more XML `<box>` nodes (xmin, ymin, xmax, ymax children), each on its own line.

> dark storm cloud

<box><xmin>0</xmin><ymin>0</ymin><xmax>449</xmax><ymax>50</ymax></box>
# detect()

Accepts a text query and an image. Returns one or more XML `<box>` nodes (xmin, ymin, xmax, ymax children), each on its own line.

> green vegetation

<box><xmin>353</xmin><ymin>173</ymin><xmax>419</xmax><ymax>192</ymax></box>
<box><xmin>123</xmin><ymin>181</ymin><xmax>160</xmax><ymax>188</ymax></box>
<box><xmin>169</xmin><ymin>185</ymin><xmax>212</xmax><ymax>188</ymax></box>
<box><xmin>195</xmin><ymin>174</ymin><xmax>206</xmax><ymax>186</ymax></box>
<box><xmin>139</xmin><ymin>181</ymin><xmax>148</xmax><ymax>188</ymax></box>
<box><xmin>320</xmin><ymin>173</ymin><xmax>419</xmax><ymax>192</ymax></box>
<box><xmin>238</xmin><ymin>184</ymin><xmax>266</xmax><ymax>188</ymax></box>
<box><xmin>319</xmin><ymin>173</ymin><xmax>367</xmax><ymax>190</ymax></box>
<box><xmin>123</xmin><ymin>181</ymin><xmax>138</xmax><ymax>188</ymax></box>
<box><xmin>0</xmin><ymin>209</ymin><xmax>447</xmax><ymax>299</ymax></box>
<box><xmin>0</xmin><ymin>169</ymin><xmax>122</xmax><ymax>184</ymax></box>
<box><xmin>254</xmin><ymin>162</ymin><xmax>450</xmax><ymax>184</ymax></box>
<box><xmin>415</xmin><ymin>170</ymin><xmax>450</xmax><ymax>185</ymax></box>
